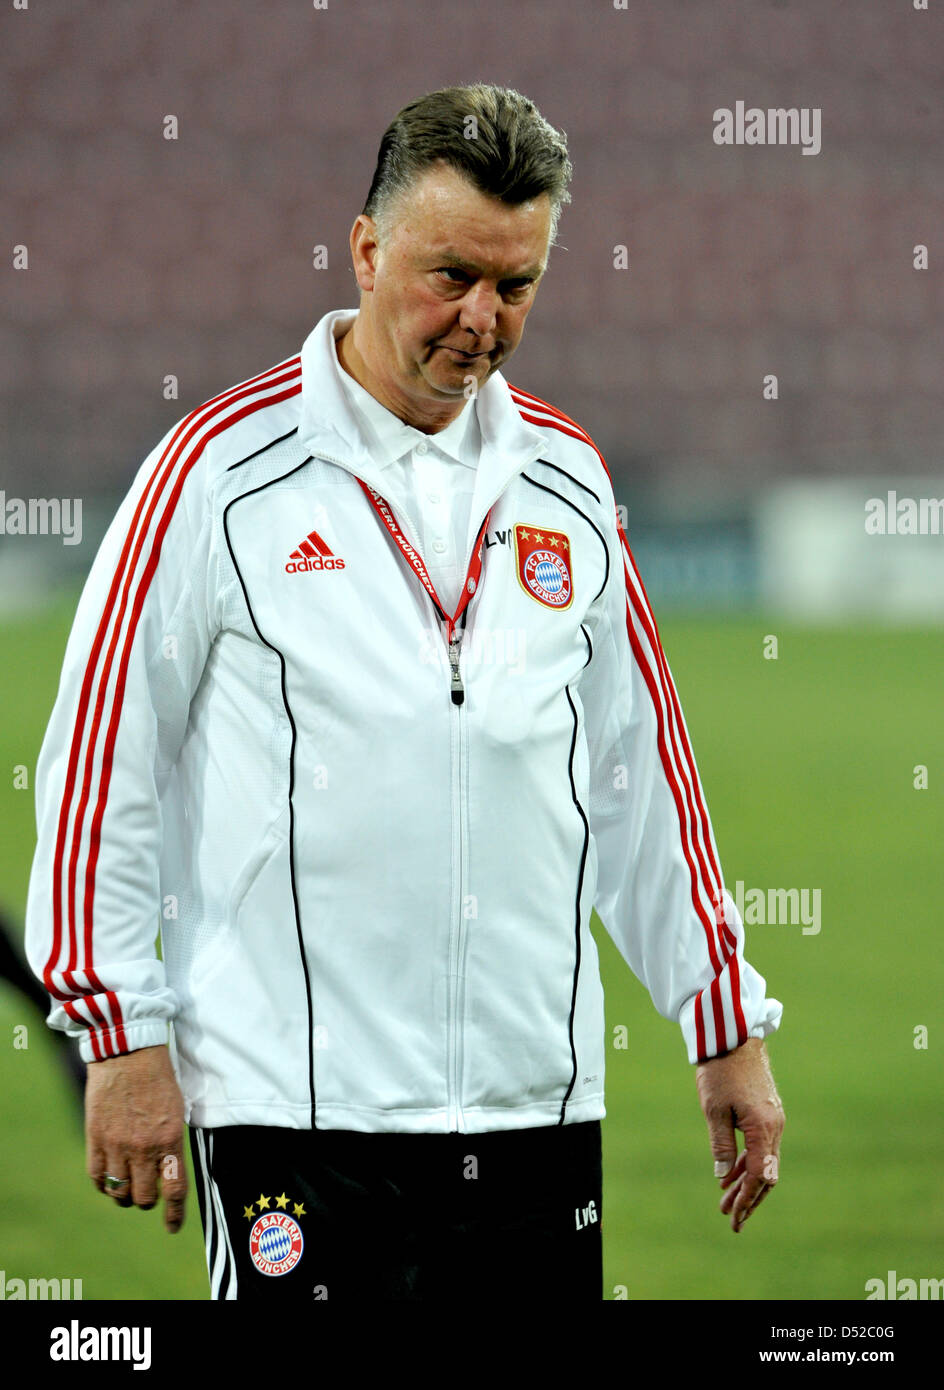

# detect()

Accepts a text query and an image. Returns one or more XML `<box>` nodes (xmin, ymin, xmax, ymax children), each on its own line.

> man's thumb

<box><xmin>708</xmin><ymin>1123</ymin><xmax>737</xmax><ymax>1178</ymax></box>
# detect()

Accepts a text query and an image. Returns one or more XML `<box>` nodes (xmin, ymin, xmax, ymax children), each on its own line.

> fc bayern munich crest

<box><xmin>514</xmin><ymin>524</ymin><xmax>573</xmax><ymax>610</ymax></box>
<box><xmin>249</xmin><ymin>1210</ymin><xmax>304</xmax><ymax>1277</ymax></box>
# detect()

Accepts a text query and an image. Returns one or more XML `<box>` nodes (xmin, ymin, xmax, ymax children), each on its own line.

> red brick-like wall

<box><xmin>3</xmin><ymin>0</ymin><xmax>941</xmax><ymax>496</ymax></box>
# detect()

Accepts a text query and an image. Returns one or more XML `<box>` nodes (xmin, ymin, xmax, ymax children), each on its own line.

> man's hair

<box><xmin>362</xmin><ymin>84</ymin><xmax>573</xmax><ymax>248</ymax></box>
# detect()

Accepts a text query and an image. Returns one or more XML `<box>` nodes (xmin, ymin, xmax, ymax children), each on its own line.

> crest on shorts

<box><xmin>245</xmin><ymin>1193</ymin><xmax>306</xmax><ymax>1276</ymax></box>
<box><xmin>514</xmin><ymin>525</ymin><xmax>573</xmax><ymax>610</ymax></box>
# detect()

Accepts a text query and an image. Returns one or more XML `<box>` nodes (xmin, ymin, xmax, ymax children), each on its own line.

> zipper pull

<box><xmin>448</xmin><ymin>632</ymin><xmax>464</xmax><ymax>706</ymax></box>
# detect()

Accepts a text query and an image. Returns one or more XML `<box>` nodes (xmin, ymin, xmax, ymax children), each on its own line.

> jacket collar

<box><xmin>298</xmin><ymin>309</ymin><xmax>548</xmax><ymax>518</ymax></box>
<box><xmin>335</xmin><ymin>348</ymin><xmax>480</xmax><ymax>471</ymax></box>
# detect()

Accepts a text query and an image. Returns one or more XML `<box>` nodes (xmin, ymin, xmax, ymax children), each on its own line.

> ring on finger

<box><xmin>104</xmin><ymin>1174</ymin><xmax>130</xmax><ymax>1193</ymax></box>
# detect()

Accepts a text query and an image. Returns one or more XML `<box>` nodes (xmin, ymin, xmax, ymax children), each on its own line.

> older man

<box><xmin>26</xmin><ymin>84</ymin><xmax>783</xmax><ymax>1301</ymax></box>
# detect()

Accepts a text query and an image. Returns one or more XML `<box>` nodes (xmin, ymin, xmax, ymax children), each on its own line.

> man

<box><xmin>26</xmin><ymin>84</ymin><xmax>784</xmax><ymax>1301</ymax></box>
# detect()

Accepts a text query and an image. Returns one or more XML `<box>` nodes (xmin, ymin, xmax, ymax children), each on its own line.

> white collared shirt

<box><xmin>332</xmin><ymin>332</ymin><xmax>481</xmax><ymax>614</ymax></box>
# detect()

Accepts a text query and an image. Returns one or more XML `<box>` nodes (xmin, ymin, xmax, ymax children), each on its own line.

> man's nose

<box><xmin>458</xmin><ymin>284</ymin><xmax>498</xmax><ymax>340</ymax></box>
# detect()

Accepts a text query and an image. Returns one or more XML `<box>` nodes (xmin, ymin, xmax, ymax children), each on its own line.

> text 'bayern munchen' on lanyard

<box><xmin>357</xmin><ymin>478</ymin><xmax>491</xmax><ymax>706</ymax></box>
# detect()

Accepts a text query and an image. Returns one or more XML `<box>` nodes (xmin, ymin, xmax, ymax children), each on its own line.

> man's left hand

<box><xmin>694</xmin><ymin>1037</ymin><xmax>784</xmax><ymax>1233</ymax></box>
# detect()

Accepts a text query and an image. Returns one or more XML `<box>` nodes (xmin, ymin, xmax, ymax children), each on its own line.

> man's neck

<box><xmin>335</xmin><ymin>318</ymin><xmax>466</xmax><ymax>436</ymax></box>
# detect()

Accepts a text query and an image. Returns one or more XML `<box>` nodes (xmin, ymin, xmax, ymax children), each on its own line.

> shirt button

<box><xmin>427</xmin><ymin>491</ymin><xmax>442</xmax><ymax>504</ymax></box>
<box><xmin>432</xmin><ymin>539</ymin><xmax>447</xmax><ymax>554</ymax></box>
<box><xmin>415</xmin><ymin>440</ymin><xmax>429</xmax><ymax>456</ymax></box>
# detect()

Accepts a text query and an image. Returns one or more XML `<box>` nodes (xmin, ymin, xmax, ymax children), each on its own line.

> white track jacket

<box><xmin>26</xmin><ymin>308</ymin><xmax>782</xmax><ymax>1133</ymax></box>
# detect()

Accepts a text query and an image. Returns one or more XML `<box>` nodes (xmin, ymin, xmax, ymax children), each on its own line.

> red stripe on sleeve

<box><xmin>44</xmin><ymin>361</ymin><xmax>301</xmax><ymax>1048</ymax></box>
<box><xmin>621</xmin><ymin>543</ymin><xmax>747</xmax><ymax>1055</ymax></box>
<box><xmin>80</xmin><ymin>381</ymin><xmax>303</xmax><ymax>993</ymax></box>
<box><xmin>48</xmin><ymin>358</ymin><xmax>301</xmax><ymax>995</ymax></box>
<box><xmin>511</xmin><ymin>386</ymin><xmax>747</xmax><ymax>1055</ymax></box>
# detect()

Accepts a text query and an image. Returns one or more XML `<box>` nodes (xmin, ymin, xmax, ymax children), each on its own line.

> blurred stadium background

<box><xmin>1</xmin><ymin>0</ymin><xmax>941</xmax><ymax>1300</ymax></box>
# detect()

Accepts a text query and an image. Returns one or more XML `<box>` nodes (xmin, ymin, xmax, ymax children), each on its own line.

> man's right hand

<box><xmin>85</xmin><ymin>1043</ymin><xmax>188</xmax><ymax>1233</ymax></box>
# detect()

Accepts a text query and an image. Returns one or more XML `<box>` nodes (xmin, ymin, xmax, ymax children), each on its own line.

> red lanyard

<box><xmin>357</xmin><ymin>478</ymin><xmax>490</xmax><ymax>644</ymax></box>
<box><xmin>357</xmin><ymin>478</ymin><xmax>491</xmax><ymax>705</ymax></box>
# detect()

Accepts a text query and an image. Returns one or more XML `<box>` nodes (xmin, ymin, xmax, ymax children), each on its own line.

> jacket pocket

<box><xmin>183</xmin><ymin>811</ymin><xmax>290</xmax><ymax>993</ymax></box>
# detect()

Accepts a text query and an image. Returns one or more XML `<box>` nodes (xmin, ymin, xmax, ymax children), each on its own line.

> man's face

<box><xmin>350</xmin><ymin>162</ymin><xmax>552</xmax><ymax>421</ymax></box>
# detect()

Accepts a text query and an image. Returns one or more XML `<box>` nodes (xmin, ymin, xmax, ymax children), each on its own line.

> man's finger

<box><xmin>87</xmin><ymin>1142</ymin><xmax>108</xmax><ymax>1195</ymax></box>
<box><xmin>721</xmin><ymin>1138</ymin><xmax>780</xmax><ymax>1214</ymax></box>
<box><xmin>128</xmin><ymin>1150</ymin><xmax>160</xmax><ymax>1210</ymax></box>
<box><xmin>717</xmin><ymin>1149</ymin><xmax>746</xmax><ymax>1191</ymax></box>
<box><xmin>705</xmin><ymin>1117</ymin><xmax>739</xmax><ymax>1183</ymax></box>
<box><xmin>719</xmin><ymin>1162</ymin><xmax>768</xmax><ymax>1211</ymax></box>
<box><xmin>733</xmin><ymin>1124</ymin><xmax>781</xmax><ymax>1217</ymax></box>
<box><xmin>722</xmin><ymin>1172</ymin><xmax>770</xmax><ymax>1226</ymax></box>
<box><xmin>100</xmin><ymin>1156</ymin><xmax>134</xmax><ymax>1205</ymax></box>
<box><xmin>732</xmin><ymin>1179</ymin><xmax>773</xmax><ymax>1231</ymax></box>
<box><xmin>160</xmin><ymin>1149</ymin><xmax>188</xmax><ymax>1234</ymax></box>
<box><xmin>719</xmin><ymin>1168</ymin><xmax>751</xmax><ymax>1216</ymax></box>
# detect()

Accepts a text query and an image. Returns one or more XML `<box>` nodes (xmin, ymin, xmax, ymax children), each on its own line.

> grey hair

<box><xmin>363</xmin><ymin>83</ymin><xmax>572</xmax><ymax>248</ymax></box>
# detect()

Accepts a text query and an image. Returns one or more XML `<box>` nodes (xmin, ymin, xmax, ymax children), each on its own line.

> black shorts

<box><xmin>189</xmin><ymin>1120</ymin><xmax>603</xmax><ymax>1301</ymax></box>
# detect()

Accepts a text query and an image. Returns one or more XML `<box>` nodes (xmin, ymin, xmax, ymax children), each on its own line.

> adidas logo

<box><xmin>285</xmin><ymin>528</ymin><xmax>346</xmax><ymax>574</ymax></box>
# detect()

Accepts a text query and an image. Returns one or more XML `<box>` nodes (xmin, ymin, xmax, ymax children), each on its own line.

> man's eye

<box><xmin>437</xmin><ymin>268</ymin><xmax>467</xmax><ymax>283</ymax></box>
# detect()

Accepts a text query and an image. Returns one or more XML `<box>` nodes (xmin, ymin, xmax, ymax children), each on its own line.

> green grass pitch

<box><xmin>0</xmin><ymin>597</ymin><xmax>941</xmax><ymax>1299</ymax></box>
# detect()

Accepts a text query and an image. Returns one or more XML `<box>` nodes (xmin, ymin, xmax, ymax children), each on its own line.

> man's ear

<box><xmin>350</xmin><ymin>215</ymin><xmax>380</xmax><ymax>293</ymax></box>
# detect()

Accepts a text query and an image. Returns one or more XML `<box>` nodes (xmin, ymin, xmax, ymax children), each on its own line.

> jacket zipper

<box><xmin>448</xmin><ymin>635</ymin><xmax>466</xmax><ymax>1131</ymax></box>
<box><xmin>448</xmin><ymin>632</ymin><xmax>464</xmax><ymax>704</ymax></box>
<box><xmin>444</xmin><ymin>481</ymin><xmax>532</xmax><ymax>1132</ymax></box>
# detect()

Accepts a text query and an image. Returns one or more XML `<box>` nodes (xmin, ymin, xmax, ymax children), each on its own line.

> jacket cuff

<box><xmin>79</xmin><ymin>1020</ymin><xmax>170</xmax><ymax>1064</ymax></box>
<box><xmin>679</xmin><ymin>995</ymin><xmax>783</xmax><ymax>1064</ymax></box>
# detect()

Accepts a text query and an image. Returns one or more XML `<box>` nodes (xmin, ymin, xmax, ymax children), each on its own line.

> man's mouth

<box><xmin>439</xmin><ymin>346</ymin><xmax>488</xmax><ymax>360</ymax></box>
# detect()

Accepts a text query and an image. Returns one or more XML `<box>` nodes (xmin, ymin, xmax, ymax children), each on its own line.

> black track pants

<box><xmin>189</xmin><ymin>1120</ymin><xmax>603</xmax><ymax>1301</ymax></box>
